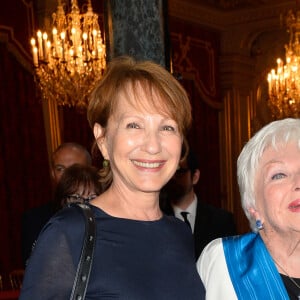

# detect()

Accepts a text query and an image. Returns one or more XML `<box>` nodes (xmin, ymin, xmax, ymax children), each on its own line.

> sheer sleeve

<box><xmin>20</xmin><ymin>207</ymin><xmax>85</xmax><ymax>300</ymax></box>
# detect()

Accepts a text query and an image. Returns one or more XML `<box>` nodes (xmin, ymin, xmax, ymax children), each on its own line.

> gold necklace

<box><xmin>274</xmin><ymin>259</ymin><xmax>300</xmax><ymax>290</ymax></box>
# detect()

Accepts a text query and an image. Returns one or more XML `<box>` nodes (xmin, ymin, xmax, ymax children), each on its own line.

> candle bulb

<box><xmin>83</xmin><ymin>32</ymin><xmax>88</xmax><ymax>61</ymax></box>
<box><xmin>61</xmin><ymin>32</ymin><xmax>66</xmax><ymax>61</ymax></box>
<box><xmin>30</xmin><ymin>38</ymin><xmax>36</xmax><ymax>62</ymax></box>
<box><xmin>33</xmin><ymin>47</ymin><xmax>38</xmax><ymax>67</ymax></box>
<box><xmin>52</xmin><ymin>28</ymin><xmax>58</xmax><ymax>57</ymax></box>
<box><xmin>43</xmin><ymin>32</ymin><xmax>48</xmax><ymax>62</ymax></box>
<box><xmin>93</xmin><ymin>30</ymin><xmax>98</xmax><ymax>58</ymax></box>
<box><xmin>37</xmin><ymin>31</ymin><xmax>43</xmax><ymax>60</ymax></box>
<box><xmin>71</xmin><ymin>27</ymin><xmax>77</xmax><ymax>57</ymax></box>
<box><xmin>30</xmin><ymin>38</ymin><xmax>36</xmax><ymax>47</ymax></box>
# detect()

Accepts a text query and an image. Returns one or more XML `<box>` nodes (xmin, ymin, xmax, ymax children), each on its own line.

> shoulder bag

<box><xmin>69</xmin><ymin>203</ymin><xmax>96</xmax><ymax>300</ymax></box>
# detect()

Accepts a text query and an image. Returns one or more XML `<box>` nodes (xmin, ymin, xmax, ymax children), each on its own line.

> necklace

<box><xmin>274</xmin><ymin>259</ymin><xmax>300</xmax><ymax>290</ymax></box>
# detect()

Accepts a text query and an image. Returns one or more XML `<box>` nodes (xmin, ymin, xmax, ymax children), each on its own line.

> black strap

<box><xmin>70</xmin><ymin>203</ymin><xmax>96</xmax><ymax>300</ymax></box>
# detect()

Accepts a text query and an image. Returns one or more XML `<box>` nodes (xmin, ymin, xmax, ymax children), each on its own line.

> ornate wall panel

<box><xmin>169</xmin><ymin>17</ymin><xmax>224</xmax><ymax>209</ymax></box>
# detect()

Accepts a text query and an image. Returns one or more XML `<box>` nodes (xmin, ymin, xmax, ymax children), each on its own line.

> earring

<box><xmin>255</xmin><ymin>219</ymin><xmax>263</xmax><ymax>230</ymax></box>
<box><xmin>103</xmin><ymin>159</ymin><xmax>109</xmax><ymax>168</ymax></box>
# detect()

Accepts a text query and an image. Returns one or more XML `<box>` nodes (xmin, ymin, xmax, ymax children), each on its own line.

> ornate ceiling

<box><xmin>169</xmin><ymin>0</ymin><xmax>295</xmax><ymax>53</ymax></box>
<box><xmin>187</xmin><ymin>0</ymin><xmax>295</xmax><ymax>11</ymax></box>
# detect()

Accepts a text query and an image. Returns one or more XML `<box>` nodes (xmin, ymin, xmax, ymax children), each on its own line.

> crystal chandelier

<box><xmin>30</xmin><ymin>0</ymin><xmax>106</xmax><ymax>110</ymax></box>
<box><xmin>267</xmin><ymin>9</ymin><xmax>300</xmax><ymax>119</ymax></box>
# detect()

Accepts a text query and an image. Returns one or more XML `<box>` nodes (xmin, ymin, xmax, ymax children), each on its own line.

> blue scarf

<box><xmin>223</xmin><ymin>233</ymin><xmax>289</xmax><ymax>300</ymax></box>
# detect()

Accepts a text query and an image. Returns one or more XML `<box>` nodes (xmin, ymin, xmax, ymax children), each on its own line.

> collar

<box><xmin>173</xmin><ymin>194</ymin><xmax>197</xmax><ymax>217</ymax></box>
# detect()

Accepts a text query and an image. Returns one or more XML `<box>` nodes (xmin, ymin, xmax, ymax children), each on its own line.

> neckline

<box><xmin>280</xmin><ymin>273</ymin><xmax>300</xmax><ymax>283</ymax></box>
<box><xmin>280</xmin><ymin>274</ymin><xmax>300</xmax><ymax>298</ymax></box>
<box><xmin>89</xmin><ymin>203</ymin><xmax>165</xmax><ymax>223</ymax></box>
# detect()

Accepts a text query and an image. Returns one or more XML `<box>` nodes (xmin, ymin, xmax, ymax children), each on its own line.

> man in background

<box><xmin>21</xmin><ymin>142</ymin><xmax>92</xmax><ymax>266</ymax></box>
<box><xmin>160</xmin><ymin>150</ymin><xmax>237</xmax><ymax>260</ymax></box>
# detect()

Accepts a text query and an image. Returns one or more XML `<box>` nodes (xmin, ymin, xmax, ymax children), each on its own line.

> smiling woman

<box><xmin>197</xmin><ymin>118</ymin><xmax>300</xmax><ymax>300</ymax></box>
<box><xmin>88</xmin><ymin>56</ymin><xmax>192</xmax><ymax>192</ymax></box>
<box><xmin>92</xmin><ymin>81</ymin><xmax>183</xmax><ymax>201</ymax></box>
<box><xmin>20</xmin><ymin>56</ymin><xmax>205</xmax><ymax>299</ymax></box>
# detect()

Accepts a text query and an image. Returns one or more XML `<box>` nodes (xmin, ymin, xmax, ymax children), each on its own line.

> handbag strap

<box><xmin>70</xmin><ymin>203</ymin><xmax>96</xmax><ymax>300</ymax></box>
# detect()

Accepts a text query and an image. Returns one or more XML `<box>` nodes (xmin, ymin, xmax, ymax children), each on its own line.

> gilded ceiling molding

<box><xmin>168</xmin><ymin>0</ymin><xmax>295</xmax><ymax>30</ymax></box>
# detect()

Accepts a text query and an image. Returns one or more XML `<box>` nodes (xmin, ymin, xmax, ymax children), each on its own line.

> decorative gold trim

<box><xmin>220</xmin><ymin>91</ymin><xmax>234</xmax><ymax>212</ymax></box>
<box><xmin>171</xmin><ymin>32</ymin><xmax>222</xmax><ymax>108</ymax></box>
<box><xmin>42</xmin><ymin>100</ymin><xmax>61</xmax><ymax>165</ymax></box>
<box><xmin>0</xmin><ymin>26</ymin><xmax>32</xmax><ymax>72</ymax></box>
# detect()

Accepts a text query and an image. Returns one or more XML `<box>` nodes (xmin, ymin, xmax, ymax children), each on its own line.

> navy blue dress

<box><xmin>20</xmin><ymin>204</ymin><xmax>205</xmax><ymax>299</ymax></box>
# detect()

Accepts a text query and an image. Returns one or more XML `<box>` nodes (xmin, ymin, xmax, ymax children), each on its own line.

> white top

<box><xmin>173</xmin><ymin>195</ymin><xmax>197</xmax><ymax>233</ymax></box>
<box><xmin>196</xmin><ymin>238</ymin><xmax>238</xmax><ymax>300</ymax></box>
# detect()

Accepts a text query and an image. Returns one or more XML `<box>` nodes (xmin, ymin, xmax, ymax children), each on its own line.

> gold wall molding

<box><xmin>171</xmin><ymin>33</ymin><xmax>216</xmax><ymax>98</ymax></box>
<box><xmin>171</xmin><ymin>32</ymin><xmax>220</xmax><ymax>105</ymax></box>
<box><xmin>0</xmin><ymin>26</ymin><xmax>32</xmax><ymax>72</ymax></box>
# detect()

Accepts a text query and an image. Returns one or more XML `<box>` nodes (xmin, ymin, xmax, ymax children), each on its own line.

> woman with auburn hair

<box><xmin>20</xmin><ymin>56</ymin><xmax>205</xmax><ymax>299</ymax></box>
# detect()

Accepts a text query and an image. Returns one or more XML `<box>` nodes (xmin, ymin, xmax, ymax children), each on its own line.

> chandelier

<box><xmin>30</xmin><ymin>0</ymin><xmax>106</xmax><ymax>110</ymax></box>
<box><xmin>267</xmin><ymin>9</ymin><xmax>300</xmax><ymax>119</ymax></box>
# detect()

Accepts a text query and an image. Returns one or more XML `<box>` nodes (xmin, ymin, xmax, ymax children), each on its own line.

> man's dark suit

<box><xmin>163</xmin><ymin>198</ymin><xmax>237</xmax><ymax>260</ymax></box>
<box><xmin>192</xmin><ymin>200</ymin><xmax>237</xmax><ymax>259</ymax></box>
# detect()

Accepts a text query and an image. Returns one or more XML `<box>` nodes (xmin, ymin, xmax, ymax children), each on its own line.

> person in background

<box><xmin>21</xmin><ymin>142</ymin><xmax>92</xmax><ymax>266</ymax></box>
<box><xmin>51</xmin><ymin>142</ymin><xmax>92</xmax><ymax>185</ymax></box>
<box><xmin>160</xmin><ymin>149</ymin><xmax>237</xmax><ymax>260</ymax></box>
<box><xmin>20</xmin><ymin>56</ymin><xmax>205</xmax><ymax>299</ymax></box>
<box><xmin>54</xmin><ymin>163</ymin><xmax>102</xmax><ymax>207</ymax></box>
<box><xmin>197</xmin><ymin>118</ymin><xmax>300</xmax><ymax>299</ymax></box>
